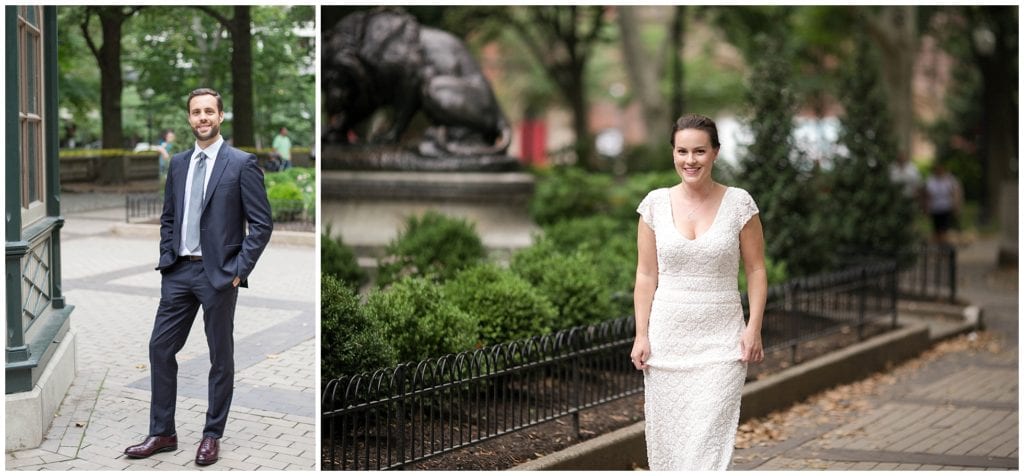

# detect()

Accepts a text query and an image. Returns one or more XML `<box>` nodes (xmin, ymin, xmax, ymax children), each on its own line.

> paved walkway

<box><xmin>731</xmin><ymin>237</ymin><xmax>1018</xmax><ymax>470</ymax></box>
<box><xmin>6</xmin><ymin>193</ymin><xmax>317</xmax><ymax>471</ymax></box>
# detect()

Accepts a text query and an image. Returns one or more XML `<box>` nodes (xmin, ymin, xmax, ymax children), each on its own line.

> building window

<box><xmin>19</xmin><ymin>5</ymin><xmax>45</xmax><ymax>225</ymax></box>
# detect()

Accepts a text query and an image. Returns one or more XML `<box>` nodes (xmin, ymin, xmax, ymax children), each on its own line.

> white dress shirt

<box><xmin>178</xmin><ymin>137</ymin><xmax>224</xmax><ymax>256</ymax></box>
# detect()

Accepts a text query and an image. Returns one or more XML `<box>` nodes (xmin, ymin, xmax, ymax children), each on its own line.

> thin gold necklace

<box><xmin>683</xmin><ymin>182</ymin><xmax>715</xmax><ymax>221</ymax></box>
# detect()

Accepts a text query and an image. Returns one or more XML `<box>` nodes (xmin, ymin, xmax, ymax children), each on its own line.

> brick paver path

<box><xmin>6</xmin><ymin>195</ymin><xmax>317</xmax><ymax>470</ymax></box>
<box><xmin>732</xmin><ymin>237</ymin><xmax>1018</xmax><ymax>470</ymax></box>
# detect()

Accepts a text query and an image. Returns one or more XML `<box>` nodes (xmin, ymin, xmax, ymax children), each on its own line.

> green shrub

<box><xmin>265</xmin><ymin>167</ymin><xmax>315</xmax><ymax>219</ymax></box>
<box><xmin>364</xmin><ymin>277</ymin><xmax>479</xmax><ymax>362</ymax></box>
<box><xmin>266</xmin><ymin>181</ymin><xmax>304</xmax><ymax>222</ymax></box>
<box><xmin>321</xmin><ymin>230</ymin><xmax>366</xmax><ymax>291</ymax></box>
<box><xmin>376</xmin><ymin>211</ymin><xmax>486</xmax><ymax>287</ymax></box>
<box><xmin>827</xmin><ymin>31</ymin><xmax>917</xmax><ymax>269</ymax></box>
<box><xmin>510</xmin><ymin>244</ymin><xmax>614</xmax><ymax>328</ymax></box>
<box><xmin>444</xmin><ymin>264</ymin><xmax>557</xmax><ymax>346</ymax></box>
<box><xmin>540</xmin><ymin>217</ymin><xmax>637</xmax><ymax>311</ymax></box>
<box><xmin>529</xmin><ymin>167</ymin><xmax>613</xmax><ymax>226</ymax></box>
<box><xmin>738</xmin><ymin>33</ymin><xmax>832</xmax><ymax>278</ymax></box>
<box><xmin>321</xmin><ymin>274</ymin><xmax>397</xmax><ymax>380</ymax></box>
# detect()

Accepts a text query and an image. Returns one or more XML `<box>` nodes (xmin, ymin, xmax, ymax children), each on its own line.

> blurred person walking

<box><xmin>924</xmin><ymin>161</ymin><xmax>962</xmax><ymax>244</ymax></box>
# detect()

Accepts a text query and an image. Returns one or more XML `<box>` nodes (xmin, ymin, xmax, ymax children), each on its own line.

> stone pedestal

<box><xmin>321</xmin><ymin>170</ymin><xmax>538</xmax><ymax>261</ymax></box>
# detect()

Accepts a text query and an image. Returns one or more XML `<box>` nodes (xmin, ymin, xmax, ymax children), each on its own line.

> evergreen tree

<box><xmin>738</xmin><ymin>32</ymin><xmax>830</xmax><ymax>277</ymax></box>
<box><xmin>829</xmin><ymin>31</ymin><xmax>917</xmax><ymax>265</ymax></box>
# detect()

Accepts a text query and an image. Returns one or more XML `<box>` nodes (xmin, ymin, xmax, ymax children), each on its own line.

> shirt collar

<box><xmin>192</xmin><ymin>136</ymin><xmax>225</xmax><ymax>161</ymax></box>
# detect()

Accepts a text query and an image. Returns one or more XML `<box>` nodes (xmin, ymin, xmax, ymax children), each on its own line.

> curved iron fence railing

<box><xmin>323</xmin><ymin>246</ymin><xmax>954</xmax><ymax>470</ymax></box>
<box><xmin>323</xmin><ymin>317</ymin><xmax>640</xmax><ymax>470</ymax></box>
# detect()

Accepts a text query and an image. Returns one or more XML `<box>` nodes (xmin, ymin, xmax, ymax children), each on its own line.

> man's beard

<box><xmin>191</xmin><ymin>122</ymin><xmax>221</xmax><ymax>141</ymax></box>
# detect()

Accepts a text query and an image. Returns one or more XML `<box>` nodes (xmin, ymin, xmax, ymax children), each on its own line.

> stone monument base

<box><xmin>321</xmin><ymin>170</ymin><xmax>539</xmax><ymax>263</ymax></box>
<box><xmin>320</xmin><ymin>145</ymin><xmax>522</xmax><ymax>172</ymax></box>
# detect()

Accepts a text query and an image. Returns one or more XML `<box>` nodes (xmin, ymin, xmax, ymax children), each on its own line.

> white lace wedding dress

<box><xmin>636</xmin><ymin>186</ymin><xmax>759</xmax><ymax>470</ymax></box>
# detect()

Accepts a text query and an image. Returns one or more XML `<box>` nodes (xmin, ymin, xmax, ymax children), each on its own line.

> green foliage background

<box><xmin>57</xmin><ymin>6</ymin><xmax>314</xmax><ymax>150</ymax></box>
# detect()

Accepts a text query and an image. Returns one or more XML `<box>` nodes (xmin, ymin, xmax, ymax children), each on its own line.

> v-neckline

<box><xmin>667</xmin><ymin>186</ymin><xmax>731</xmax><ymax>242</ymax></box>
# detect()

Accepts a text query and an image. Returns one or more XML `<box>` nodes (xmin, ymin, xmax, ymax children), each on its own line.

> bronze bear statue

<box><xmin>324</xmin><ymin>8</ymin><xmax>511</xmax><ymax>157</ymax></box>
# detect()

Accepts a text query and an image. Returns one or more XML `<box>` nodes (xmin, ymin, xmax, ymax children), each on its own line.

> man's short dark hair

<box><xmin>187</xmin><ymin>88</ymin><xmax>223</xmax><ymax>113</ymax></box>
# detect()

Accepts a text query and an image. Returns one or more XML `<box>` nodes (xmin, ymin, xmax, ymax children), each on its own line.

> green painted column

<box><xmin>43</xmin><ymin>6</ymin><xmax>65</xmax><ymax>310</ymax></box>
<box><xmin>5</xmin><ymin>5</ymin><xmax>29</xmax><ymax>365</ymax></box>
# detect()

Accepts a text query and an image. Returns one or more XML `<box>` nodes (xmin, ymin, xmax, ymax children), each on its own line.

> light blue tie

<box><xmin>184</xmin><ymin>152</ymin><xmax>208</xmax><ymax>252</ymax></box>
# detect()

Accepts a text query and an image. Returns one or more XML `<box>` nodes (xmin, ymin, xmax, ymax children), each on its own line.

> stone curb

<box><xmin>110</xmin><ymin>223</ymin><xmax>314</xmax><ymax>247</ymax></box>
<box><xmin>512</xmin><ymin>305</ymin><xmax>983</xmax><ymax>471</ymax></box>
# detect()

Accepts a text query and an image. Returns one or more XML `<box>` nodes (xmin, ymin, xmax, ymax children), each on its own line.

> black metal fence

<box><xmin>323</xmin><ymin>317</ymin><xmax>640</xmax><ymax>470</ymax></box>
<box><xmin>125</xmin><ymin>193</ymin><xmax>162</xmax><ymax>223</ymax></box>
<box><xmin>322</xmin><ymin>259</ymin><xmax>911</xmax><ymax>470</ymax></box>
<box><xmin>898</xmin><ymin>244</ymin><xmax>957</xmax><ymax>303</ymax></box>
<box><xmin>125</xmin><ymin>192</ymin><xmax>315</xmax><ymax>231</ymax></box>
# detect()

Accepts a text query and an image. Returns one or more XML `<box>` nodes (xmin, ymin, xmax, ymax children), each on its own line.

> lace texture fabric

<box><xmin>636</xmin><ymin>186</ymin><xmax>759</xmax><ymax>470</ymax></box>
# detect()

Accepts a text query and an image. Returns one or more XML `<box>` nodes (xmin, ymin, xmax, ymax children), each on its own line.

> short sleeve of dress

<box><xmin>637</xmin><ymin>190</ymin><xmax>656</xmax><ymax>230</ymax></box>
<box><xmin>737</xmin><ymin>188</ymin><xmax>760</xmax><ymax>226</ymax></box>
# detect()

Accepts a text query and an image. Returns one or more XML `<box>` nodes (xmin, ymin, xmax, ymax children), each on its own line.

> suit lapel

<box><xmin>202</xmin><ymin>145</ymin><xmax>231</xmax><ymax>214</ymax></box>
<box><xmin>174</xmin><ymin>149</ymin><xmax>194</xmax><ymax>228</ymax></box>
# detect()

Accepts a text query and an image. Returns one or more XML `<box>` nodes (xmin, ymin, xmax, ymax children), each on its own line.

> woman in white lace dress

<box><xmin>630</xmin><ymin>114</ymin><xmax>767</xmax><ymax>470</ymax></box>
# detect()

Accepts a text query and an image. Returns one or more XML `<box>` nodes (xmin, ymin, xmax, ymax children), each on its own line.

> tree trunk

<box><xmin>568</xmin><ymin>66</ymin><xmax>595</xmax><ymax>170</ymax></box>
<box><xmin>98</xmin><ymin>9</ymin><xmax>125</xmax><ymax>149</ymax></box>
<box><xmin>618</xmin><ymin>6</ymin><xmax>669</xmax><ymax>151</ymax></box>
<box><xmin>229</xmin><ymin>6</ymin><xmax>254</xmax><ymax>147</ymax></box>
<box><xmin>863</xmin><ymin>6</ymin><xmax>917</xmax><ymax>160</ymax></box>
<box><xmin>972</xmin><ymin>6</ymin><xmax>1017</xmax><ymax>225</ymax></box>
<box><xmin>671</xmin><ymin>6</ymin><xmax>686</xmax><ymax>122</ymax></box>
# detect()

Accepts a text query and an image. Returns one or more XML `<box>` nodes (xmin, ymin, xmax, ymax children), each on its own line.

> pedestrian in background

<box><xmin>272</xmin><ymin>126</ymin><xmax>293</xmax><ymax>170</ymax></box>
<box><xmin>924</xmin><ymin>160</ymin><xmax>962</xmax><ymax>244</ymax></box>
<box><xmin>157</xmin><ymin>128</ymin><xmax>176</xmax><ymax>180</ymax></box>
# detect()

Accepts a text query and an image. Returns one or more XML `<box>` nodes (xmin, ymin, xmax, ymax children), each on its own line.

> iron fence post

<box><xmin>572</xmin><ymin>344</ymin><xmax>581</xmax><ymax>440</ymax></box>
<box><xmin>949</xmin><ymin>245</ymin><xmax>957</xmax><ymax>303</ymax></box>
<box><xmin>396</xmin><ymin>367</ymin><xmax>406</xmax><ymax>470</ymax></box>
<box><xmin>890</xmin><ymin>262</ymin><xmax>898</xmax><ymax>329</ymax></box>
<box><xmin>858</xmin><ymin>267</ymin><xmax>866</xmax><ymax>341</ymax></box>
<box><xmin>921</xmin><ymin>245</ymin><xmax>929</xmax><ymax>297</ymax></box>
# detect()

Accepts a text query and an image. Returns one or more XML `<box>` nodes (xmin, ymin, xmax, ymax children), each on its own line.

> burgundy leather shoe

<box><xmin>195</xmin><ymin>436</ymin><xmax>219</xmax><ymax>466</ymax></box>
<box><xmin>124</xmin><ymin>434</ymin><xmax>178</xmax><ymax>458</ymax></box>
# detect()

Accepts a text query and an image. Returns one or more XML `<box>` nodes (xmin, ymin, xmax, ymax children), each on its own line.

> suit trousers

<box><xmin>149</xmin><ymin>258</ymin><xmax>238</xmax><ymax>438</ymax></box>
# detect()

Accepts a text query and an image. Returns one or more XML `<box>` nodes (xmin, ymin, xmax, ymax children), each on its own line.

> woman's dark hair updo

<box><xmin>670</xmin><ymin>114</ymin><xmax>721</xmax><ymax>149</ymax></box>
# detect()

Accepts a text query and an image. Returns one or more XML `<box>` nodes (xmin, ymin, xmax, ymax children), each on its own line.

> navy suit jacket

<box><xmin>155</xmin><ymin>143</ymin><xmax>273</xmax><ymax>290</ymax></box>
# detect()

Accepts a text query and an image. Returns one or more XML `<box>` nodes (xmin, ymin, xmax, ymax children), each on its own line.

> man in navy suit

<box><xmin>125</xmin><ymin>88</ymin><xmax>273</xmax><ymax>466</ymax></box>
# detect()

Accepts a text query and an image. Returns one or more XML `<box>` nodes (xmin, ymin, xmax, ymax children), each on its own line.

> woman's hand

<box><xmin>631</xmin><ymin>336</ymin><xmax>651</xmax><ymax>370</ymax></box>
<box><xmin>740</xmin><ymin>326</ymin><xmax>764</xmax><ymax>363</ymax></box>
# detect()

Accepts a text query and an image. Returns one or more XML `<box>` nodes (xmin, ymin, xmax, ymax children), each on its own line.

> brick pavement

<box><xmin>731</xmin><ymin>237</ymin><xmax>1018</xmax><ymax>470</ymax></box>
<box><xmin>6</xmin><ymin>194</ymin><xmax>317</xmax><ymax>471</ymax></box>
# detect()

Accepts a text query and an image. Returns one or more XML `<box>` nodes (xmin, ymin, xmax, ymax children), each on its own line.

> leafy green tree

<box><xmin>737</xmin><ymin>32</ymin><xmax>830</xmax><ymax>277</ymax></box>
<box><xmin>60</xmin><ymin>6</ymin><xmax>314</xmax><ymax>152</ymax></box>
<box><xmin>924</xmin><ymin>6</ymin><xmax>1018</xmax><ymax>225</ymax></box>
<box><xmin>193</xmin><ymin>6</ymin><xmax>255</xmax><ymax>147</ymax></box>
<box><xmin>829</xmin><ymin>32</ymin><xmax>917</xmax><ymax>265</ymax></box>
<box><xmin>78</xmin><ymin>6</ymin><xmax>143</xmax><ymax>148</ymax></box>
